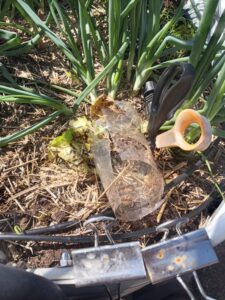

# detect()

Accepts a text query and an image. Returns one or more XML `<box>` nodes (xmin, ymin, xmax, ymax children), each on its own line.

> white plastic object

<box><xmin>205</xmin><ymin>201</ymin><xmax>225</xmax><ymax>247</ymax></box>
<box><xmin>156</xmin><ymin>109</ymin><xmax>212</xmax><ymax>151</ymax></box>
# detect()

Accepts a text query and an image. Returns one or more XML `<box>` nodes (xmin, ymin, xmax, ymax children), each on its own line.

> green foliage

<box><xmin>48</xmin><ymin>129</ymin><xmax>75</xmax><ymax>161</ymax></box>
<box><xmin>0</xmin><ymin>0</ymin><xmax>45</xmax><ymax>20</ymax></box>
<box><xmin>176</xmin><ymin>0</ymin><xmax>225</xmax><ymax>132</ymax></box>
<box><xmin>50</xmin><ymin>129</ymin><xmax>73</xmax><ymax>148</ymax></box>
<box><xmin>0</xmin><ymin>29</ymin><xmax>21</xmax><ymax>54</ymax></box>
<box><xmin>172</xmin><ymin>19</ymin><xmax>195</xmax><ymax>41</ymax></box>
<box><xmin>1</xmin><ymin>0</ymin><xmax>225</xmax><ymax>146</ymax></box>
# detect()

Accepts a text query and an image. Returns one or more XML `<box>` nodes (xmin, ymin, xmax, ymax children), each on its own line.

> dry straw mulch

<box><xmin>1</xmin><ymin>48</ymin><xmax>225</xmax><ymax>267</ymax></box>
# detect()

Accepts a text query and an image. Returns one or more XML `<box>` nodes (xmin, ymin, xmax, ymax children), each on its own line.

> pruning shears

<box><xmin>144</xmin><ymin>63</ymin><xmax>212</xmax><ymax>151</ymax></box>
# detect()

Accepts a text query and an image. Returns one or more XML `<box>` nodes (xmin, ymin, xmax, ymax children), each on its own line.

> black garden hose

<box><xmin>0</xmin><ymin>189</ymin><xmax>219</xmax><ymax>244</ymax></box>
<box><xmin>25</xmin><ymin>220</ymin><xmax>81</xmax><ymax>235</ymax></box>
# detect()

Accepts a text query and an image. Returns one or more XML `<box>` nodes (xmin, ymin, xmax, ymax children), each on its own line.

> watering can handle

<box><xmin>148</xmin><ymin>63</ymin><xmax>196</xmax><ymax>146</ymax></box>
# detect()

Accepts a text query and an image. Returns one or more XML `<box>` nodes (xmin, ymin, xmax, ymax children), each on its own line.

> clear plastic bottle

<box><xmin>91</xmin><ymin>100</ymin><xmax>164</xmax><ymax>222</ymax></box>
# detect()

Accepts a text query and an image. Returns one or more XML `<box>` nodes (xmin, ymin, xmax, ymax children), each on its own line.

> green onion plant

<box><xmin>1</xmin><ymin>0</ymin><xmax>225</xmax><ymax>145</ymax></box>
<box><xmin>163</xmin><ymin>0</ymin><xmax>225</xmax><ymax>139</ymax></box>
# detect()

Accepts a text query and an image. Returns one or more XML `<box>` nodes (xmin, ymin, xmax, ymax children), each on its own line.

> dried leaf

<box><xmin>90</xmin><ymin>94</ymin><xmax>114</xmax><ymax>118</ymax></box>
<box><xmin>69</xmin><ymin>116</ymin><xmax>92</xmax><ymax>136</ymax></box>
<box><xmin>140</xmin><ymin>120</ymin><xmax>148</xmax><ymax>134</ymax></box>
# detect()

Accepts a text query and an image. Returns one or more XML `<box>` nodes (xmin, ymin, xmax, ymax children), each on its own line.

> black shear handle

<box><xmin>149</xmin><ymin>63</ymin><xmax>195</xmax><ymax>145</ymax></box>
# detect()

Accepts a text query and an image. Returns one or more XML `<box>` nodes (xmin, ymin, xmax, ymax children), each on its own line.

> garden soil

<box><xmin>0</xmin><ymin>25</ymin><xmax>225</xmax><ymax>269</ymax></box>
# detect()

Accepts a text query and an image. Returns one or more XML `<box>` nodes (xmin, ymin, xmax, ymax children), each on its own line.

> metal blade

<box><xmin>72</xmin><ymin>241</ymin><xmax>146</xmax><ymax>287</ymax></box>
<box><xmin>142</xmin><ymin>229</ymin><xmax>218</xmax><ymax>284</ymax></box>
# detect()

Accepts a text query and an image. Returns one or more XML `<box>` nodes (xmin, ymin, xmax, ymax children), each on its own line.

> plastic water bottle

<box><xmin>91</xmin><ymin>100</ymin><xmax>164</xmax><ymax>222</ymax></box>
